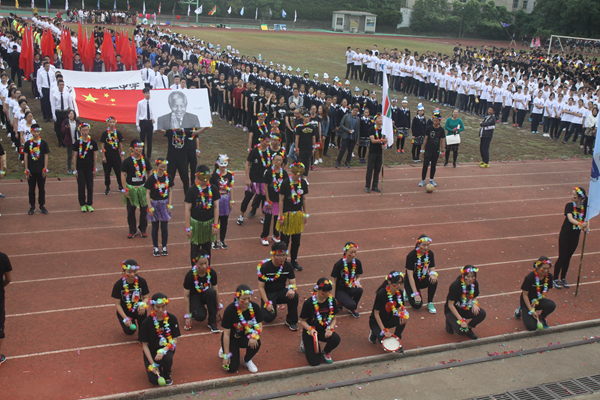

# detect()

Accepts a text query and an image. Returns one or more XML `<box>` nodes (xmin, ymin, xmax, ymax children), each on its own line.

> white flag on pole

<box><xmin>381</xmin><ymin>72</ymin><xmax>394</xmax><ymax>147</ymax></box>
<box><xmin>187</xmin><ymin>4</ymin><xmax>190</xmax><ymax>16</ymax></box>
<box><xmin>227</xmin><ymin>6</ymin><xmax>231</xmax><ymax>14</ymax></box>
<box><xmin>240</xmin><ymin>7</ymin><xmax>244</xmax><ymax>16</ymax></box>
<box><xmin>65</xmin><ymin>0</ymin><xmax>68</xmax><ymax>10</ymax></box>
<box><xmin>195</xmin><ymin>5</ymin><xmax>202</xmax><ymax>14</ymax></box>
<box><xmin>294</xmin><ymin>10</ymin><xmax>297</xmax><ymax>22</ymax></box>
<box><xmin>142</xmin><ymin>1</ymin><xmax>146</xmax><ymax>15</ymax></box>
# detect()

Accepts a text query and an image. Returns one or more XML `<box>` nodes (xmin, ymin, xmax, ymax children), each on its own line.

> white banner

<box><xmin>57</xmin><ymin>69</ymin><xmax>145</xmax><ymax>90</ymax></box>
<box><xmin>151</xmin><ymin>89</ymin><xmax>212</xmax><ymax>130</ymax></box>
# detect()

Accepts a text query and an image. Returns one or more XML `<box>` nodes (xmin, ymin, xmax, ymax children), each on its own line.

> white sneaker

<box><xmin>351</xmin><ymin>152</ymin><xmax>355</xmax><ymax>157</ymax></box>
<box><xmin>218</xmin><ymin>347</ymin><xmax>223</xmax><ymax>358</ymax></box>
<box><xmin>314</xmin><ymin>159</ymin><xmax>319</xmax><ymax>165</ymax></box>
<box><xmin>318</xmin><ymin>158</ymin><xmax>323</xmax><ymax>163</ymax></box>
<box><xmin>261</xmin><ymin>237</ymin><xmax>269</xmax><ymax>246</ymax></box>
<box><xmin>242</xmin><ymin>359</ymin><xmax>258</xmax><ymax>373</ymax></box>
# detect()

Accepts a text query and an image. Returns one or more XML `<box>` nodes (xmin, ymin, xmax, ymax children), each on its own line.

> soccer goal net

<box><xmin>547</xmin><ymin>35</ymin><xmax>600</xmax><ymax>54</ymax></box>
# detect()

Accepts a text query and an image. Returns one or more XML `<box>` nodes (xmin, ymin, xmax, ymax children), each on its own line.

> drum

<box><xmin>381</xmin><ymin>335</ymin><xmax>402</xmax><ymax>353</ymax></box>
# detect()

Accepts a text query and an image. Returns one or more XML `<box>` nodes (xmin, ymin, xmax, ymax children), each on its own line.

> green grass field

<box><xmin>1</xmin><ymin>26</ymin><xmax>589</xmax><ymax>181</ymax></box>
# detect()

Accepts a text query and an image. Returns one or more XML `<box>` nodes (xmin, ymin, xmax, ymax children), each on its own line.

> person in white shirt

<box><xmin>36</xmin><ymin>62</ymin><xmax>56</xmax><ymax>122</ymax></box>
<box><xmin>542</xmin><ymin>92</ymin><xmax>557</xmax><ymax>138</ymax></box>
<box><xmin>564</xmin><ymin>98</ymin><xmax>585</xmax><ymax>144</ymax></box>
<box><xmin>170</xmin><ymin>76</ymin><xmax>183</xmax><ymax>90</ymax></box>
<box><xmin>153</xmin><ymin>67</ymin><xmax>169</xmax><ymax>89</ymax></box>
<box><xmin>513</xmin><ymin>85</ymin><xmax>528</xmax><ymax>128</ymax></box>
<box><xmin>352</xmin><ymin>48</ymin><xmax>362</xmax><ymax>81</ymax></box>
<box><xmin>530</xmin><ymin>90</ymin><xmax>545</xmax><ymax>133</ymax></box>
<box><xmin>135</xmin><ymin>88</ymin><xmax>156</xmax><ymax>162</ymax></box>
<box><xmin>141</xmin><ymin>60</ymin><xmax>154</xmax><ymax>88</ymax></box>
<box><xmin>500</xmin><ymin>83</ymin><xmax>514</xmax><ymax>124</ymax></box>
<box><xmin>345</xmin><ymin>47</ymin><xmax>355</xmax><ymax>80</ymax></box>
<box><xmin>51</xmin><ymin>81</ymin><xmax>74</xmax><ymax>147</ymax></box>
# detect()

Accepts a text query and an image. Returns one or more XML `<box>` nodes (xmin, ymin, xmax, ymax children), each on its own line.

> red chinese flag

<box><xmin>60</xmin><ymin>29</ymin><xmax>74</xmax><ymax>70</ymax></box>
<box><xmin>74</xmin><ymin>88</ymin><xmax>145</xmax><ymax>124</ymax></box>
<box><xmin>101</xmin><ymin>29</ymin><xmax>117</xmax><ymax>72</ymax></box>
<box><xmin>45</xmin><ymin>29</ymin><xmax>56</xmax><ymax>59</ymax></box>
<box><xmin>130</xmin><ymin>36</ymin><xmax>138</xmax><ymax>70</ymax></box>
<box><xmin>86</xmin><ymin>31</ymin><xmax>95</xmax><ymax>71</ymax></box>
<box><xmin>19</xmin><ymin>27</ymin><xmax>29</xmax><ymax>80</ymax></box>
<box><xmin>78</xmin><ymin>25</ymin><xmax>86</xmax><ymax>67</ymax></box>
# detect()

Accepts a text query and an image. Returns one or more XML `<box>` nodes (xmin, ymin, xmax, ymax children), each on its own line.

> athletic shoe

<box><xmin>318</xmin><ymin>158</ymin><xmax>323</xmax><ymax>163</ymax></box>
<box><xmin>480</xmin><ymin>163</ymin><xmax>490</xmax><ymax>168</ymax></box>
<box><xmin>261</xmin><ymin>237</ymin><xmax>269</xmax><ymax>246</ymax></box>
<box><xmin>514</xmin><ymin>307</ymin><xmax>522</xmax><ymax>319</ymax></box>
<box><xmin>403</xmin><ymin>290</ymin><xmax>408</xmax><ymax>303</ymax></box>
<box><xmin>300</xmin><ymin>339</ymin><xmax>305</xmax><ymax>353</ymax></box>
<box><xmin>478</xmin><ymin>160</ymin><xmax>485</xmax><ymax>165</ymax></box>
<box><xmin>261</xmin><ymin>218</ymin><xmax>265</xmax><ymax>224</ymax></box>
<box><xmin>334</xmin><ymin>164</ymin><xmax>339</xmax><ymax>169</ymax></box>
<box><xmin>349</xmin><ymin>309</ymin><xmax>360</xmax><ymax>318</ymax></box>
<box><xmin>86</xmin><ymin>205</ymin><xmax>94</xmax><ymax>212</ymax></box>
<box><xmin>543</xmin><ymin>133</ymin><xmax>550</xmax><ymax>137</ymax></box>
<box><xmin>211</xmin><ymin>241</ymin><xmax>219</xmax><ymax>250</ymax></box>
<box><xmin>105</xmin><ymin>188</ymin><xmax>110</xmax><ymax>195</ymax></box>
<box><xmin>365</xmin><ymin>187</ymin><xmax>371</xmax><ymax>193</ymax></box>
<box><xmin>444</xmin><ymin>162</ymin><xmax>448</xmax><ymax>167</ymax></box>
<box><xmin>427</xmin><ymin>303</ymin><xmax>437</xmax><ymax>314</ymax></box>
<box><xmin>453</xmin><ymin>163</ymin><xmax>457</xmax><ymax>168</ymax></box>
<box><xmin>272</xmin><ymin>236</ymin><xmax>280</xmax><ymax>243</ymax></box>
<box><xmin>219</xmin><ymin>241</ymin><xmax>228</xmax><ymax>250</ymax></box>
<box><xmin>466</xmin><ymin>330</ymin><xmax>478</xmax><ymax>340</ymax></box>
<box><xmin>139</xmin><ymin>231</ymin><xmax>147</xmax><ymax>238</ymax></box>
<box><xmin>561</xmin><ymin>279</ymin><xmax>570</xmax><ymax>288</ymax></box>
<box><xmin>243</xmin><ymin>127</ymin><xmax>248</xmax><ymax>132</ymax></box>
<box><xmin>242</xmin><ymin>359</ymin><xmax>258</xmax><ymax>373</ymax></box>
<box><xmin>153</xmin><ymin>247</ymin><xmax>160</xmax><ymax>257</ymax></box>
<box><xmin>418</xmin><ymin>180</ymin><xmax>426</xmax><ymax>187</ymax></box>
<box><xmin>39</xmin><ymin>206</ymin><xmax>49</xmax><ymax>214</ymax></box>
<box><xmin>445</xmin><ymin>321</ymin><xmax>454</xmax><ymax>334</ymax></box>
<box><xmin>127</xmin><ymin>232</ymin><xmax>137</xmax><ymax>239</ymax></box>
<box><xmin>322</xmin><ymin>353</ymin><xmax>333</xmax><ymax>364</ymax></box>
<box><xmin>292</xmin><ymin>261</ymin><xmax>303</xmax><ymax>271</ymax></box>
<box><xmin>540</xmin><ymin>318</ymin><xmax>550</xmax><ymax>329</ymax></box>
<box><xmin>372</xmin><ymin>188</ymin><xmax>381</xmax><ymax>193</ymax></box>
<box><xmin>397</xmin><ymin>149</ymin><xmax>401</xmax><ymax>153</ymax></box>
<box><xmin>368</xmin><ymin>330</ymin><xmax>377</xmax><ymax>344</ymax></box>
<box><xmin>285</xmin><ymin>321</ymin><xmax>299</xmax><ymax>331</ymax></box>
<box><xmin>401</xmin><ymin>149</ymin><xmax>405</xmax><ymax>153</ymax></box>
<box><xmin>165</xmin><ymin>376</ymin><xmax>173</xmax><ymax>386</ymax></box>
<box><xmin>429</xmin><ymin>179</ymin><xmax>437</xmax><ymax>187</ymax></box>
<box><xmin>345</xmin><ymin>163</ymin><xmax>350</xmax><ymax>168</ymax></box>
<box><xmin>248</xmin><ymin>210</ymin><xmax>256</xmax><ymax>218</ymax></box>
<box><xmin>0</xmin><ymin>354</ymin><xmax>5</xmax><ymax>365</ymax></box>
<box><xmin>553</xmin><ymin>279</ymin><xmax>562</xmax><ymax>289</ymax></box>
<box><xmin>162</xmin><ymin>247</ymin><xmax>168</xmax><ymax>256</ymax></box>
<box><xmin>208</xmin><ymin>323</ymin><xmax>220</xmax><ymax>333</ymax></box>
<box><xmin>314</xmin><ymin>159</ymin><xmax>319</xmax><ymax>165</ymax></box>
<box><xmin>237</xmin><ymin>216</ymin><xmax>244</xmax><ymax>225</ymax></box>
<box><xmin>81</xmin><ymin>205</ymin><xmax>87</xmax><ymax>212</ymax></box>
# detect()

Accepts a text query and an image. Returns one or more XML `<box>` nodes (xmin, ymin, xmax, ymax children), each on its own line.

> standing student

<box><xmin>418</xmin><ymin>110</ymin><xmax>445</xmax><ymax>187</ymax></box>
<box><xmin>364</xmin><ymin>114</ymin><xmax>387</xmax><ymax>193</ymax></box>
<box><xmin>51</xmin><ymin>80</ymin><xmax>73</xmax><ymax>147</ymax></box>
<box><xmin>257</xmin><ymin>242</ymin><xmax>299</xmax><ymax>330</ymax></box>
<box><xmin>357</xmin><ymin>108</ymin><xmax>373</xmax><ymax>164</ymax></box>
<box><xmin>564</xmin><ymin>99</ymin><xmax>585</xmax><ymax>144</ymax></box>
<box><xmin>443</xmin><ymin>109</ymin><xmax>464</xmax><ymax>168</ymax></box>
<box><xmin>0</xmin><ymin>252</ymin><xmax>12</xmax><ymax>365</ymax></box>
<box><xmin>583</xmin><ymin>107</ymin><xmax>598</xmax><ymax>155</ymax></box>
<box><xmin>277</xmin><ymin>162</ymin><xmax>309</xmax><ymax>272</ymax></box>
<box><xmin>164</xmin><ymin>128</ymin><xmax>191</xmax><ymax>198</ymax></box>
<box><xmin>140</xmin><ymin>292</ymin><xmax>181</xmax><ymax>386</ymax></box>
<box><xmin>330</xmin><ymin>242</ymin><xmax>363</xmax><ymax>318</ymax></box>
<box><xmin>336</xmin><ymin>105</ymin><xmax>359</xmax><ymax>169</ymax></box>
<box><xmin>299</xmin><ymin>278</ymin><xmax>340</xmax><ymax>366</ymax></box>
<box><xmin>368</xmin><ymin>271</ymin><xmax>409</xmax><ymax>346</ymax></box>
<box><xmin>478</xmin><ymin>107</ymin><xmax>495</xmax><ymax>168</ymax></box>
<box><xmin>294</xmin><ymin>110</ymin><xmax>316</xmax><ymax>177</ymax></box>
<box><xmin>100</xmin><ymin>116</ymin><xmax>124</xmax><ymax>195</ymax></box>
<box><xmin>553</xmin><ymin>187</ymin><xmax>589</xmax><ymax>288</ymax></box>
<box><xmin>411</xmin><ymin>104</ymin><xmax>426</xmax><ymax>162</ymax></box>
<box><xmin>530</xmin><ymin>90</ymin><xmax>545</xmax><ymax>134</ymax></box>
<box><xmin>444</xmin><ymin>265</ymin><xmax>486</xmax><ymax>340</ymax></box>
<box><xmin>183</xmin><ymin>249</ymin><xmax>221</xmax><ymax>334</ymax></box>
<box><xmin>514</xmin><ymin>257</ymin><xmax>556</xmax><ymax>331</ymax></box>
<box><xmin>238</xmin><ymin>134</ymin><xmax>271</xmax><ymax>225</ymax></box>
<box><xmin>145</xmin><ymin>158</ymin><xmax>173</xmax><ymax>257</ymax></box>
<box><xmin>210</xmin><ymin>155</ymin><xmax>234</xmax><ymax>250</ymax></box>
<box><xmin>261</xmin><ymin>153</ymin><xmax>287</xmax><ymax>245</ymax></box>
<box><xmin>111</xmin><ymin>259</ymin><xmax>149</xmax><ymax>339</ymax></box>
<box><xmin>61</xmin><ymin>110</ymin><xmax>80</xmax><ymax>175</ymax></box>
<box><xmin>405</xmin><ymin>235</ymin><xmax>439</xmax><ymax>314</ymax></box>
<box><xmin>185</xmin><ymin>165</ymin><xmax>220</xmax><ymax>262</ymax></box>
<box><xmin>73</xmin><ymin>123</ymin><xmax>98</xmax><ymax>212</ymax></box>
<box><xmin>136</xmin><ymin>88</ymin><xmax>155</xmax><ymax>162</ymax></box>
<box><xmin>23</xmin><ymin>125</ymin><xmax>49</xmax><ymax>215</ymax></box>
<box><xmin>396</xmin><ymin>98</ymin><xmax>410</xmax><ymax>153</ymax></box>
<box><xmin>121</xmin><ymin>140</ymin><xmax>148</xmax><ymax>239</ymax></box>
<box><xmin>220</xmin><ymin>285</ymin><xmax>263</xmax><ymax>374</ymax></box>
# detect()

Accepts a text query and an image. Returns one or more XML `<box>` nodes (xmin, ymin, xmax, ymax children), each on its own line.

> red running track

<box><xmin>1</xmin><ymin>159</ymin><xmax>599</xmax><ymax>399</ymax></box>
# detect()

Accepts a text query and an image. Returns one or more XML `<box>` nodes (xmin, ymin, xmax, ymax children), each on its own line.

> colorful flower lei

<box><xmin>78</xmin><ymin>137</ymin><xmax>92</xmax><ymax>159</ymax></box>
<box><xmin>217</xmin><ymin>169</ymin><xmax>234</xmax><ymax>193</ymax></box>
<box><xmin>151</xmin><ymin>310</ymin><xmax>176</xmax><ymax>354</ymax></box>
<box><xmin>132</xmin><ymin>155</ymin><xmax>146</xmax><ymax>179</ymax></box>
<box><xmin>154</xmin><ymin>172</ymin><xmax>169</xmax><ymax>198</ymax></box>
<box><xmin>258</xmin><ymin>147</ymin><xmax>271</xmax><ymax>168</ymax></box>
<box><xmin>256</xmin><ymin>258</ymin><xmax>283</xmax><ymax>282</ymax></box>
<box><xmin>192</xmin><ymin>265</ymin><xmax>211</xmax><ymax>293</ymax></box>
<box><xmin>106</xmin><ymin>128</ymin><xmax>119</xmax><ymax>150</ymax></box>
<box><xmin>572</xmin><ymin>202</ymin><xmax>585</xmax><ymax>230</ymax></box>
<box><xmin>342</xmin><ymin>257</ymin><xmax>357</xmax><ymax>288</ymax></box>
<box><xmin>311</xmin><ymin>291</ymin><xmax>335</xmax><ymax>328</ymax></box>
<box><xmin>459</xmin><ymin>276</ymin><xmax>477</xmax><ymax>310</ymax></box>
<box><xmin>122</xmin><ymin>276</ymin><xmax>141</xmax><ymax>312</ymax></box>
<box><xmin>234</xmin><ymin>297</ymin><xmax>260</xmax><ymax>339</ymax></box>
<box><xmin>289</xmin><ymin>176</ymin><xmax>302</xmax><ymax>204</ymax></box>
<box><xmin>195</xmin><ymin>183</ymin><xmax>213</xmax><ymax>209</ymax></box>
<box><xmin>271</xmin><ymin>167</ymin><xmax>284</xmax><ymax>193</ymax></box>
<box><xmin>415</xmin><ymin>250</ymin><xmax>430</xmax><ymax>281</ymax></box>
<box><xmin>29</xmin><ymin>138</ymin><xmax>41</xmax><ymax>161</ymax></box>
<box><xmin>385</xmin><ymin>285</ymin><xmax>409</xmax><ymax>319</ymax></box>
<box><xmin>529</xmin><ymin>269</ymin><xmax>549</xmax><ymax>315</ymax></box>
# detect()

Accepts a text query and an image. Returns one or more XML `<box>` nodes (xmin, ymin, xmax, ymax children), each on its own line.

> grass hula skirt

<box><xmin>123</xmin><ymin>184</ymin><xmax>147</xmax><ymax>208</ymax></box>
<box><xmin>148</xmin><ymin>199</ymin><xmax>172</xmax><ymax>222</ymax></box>
<box><xmin>276</xmin><ymin>211</ymin><xmax>304</xmax><ymax>236</ymax></box>
<box><xmin>189</xmin><ymin>217</ymin><xmax>217</xmax><ymax>245</ymax></box>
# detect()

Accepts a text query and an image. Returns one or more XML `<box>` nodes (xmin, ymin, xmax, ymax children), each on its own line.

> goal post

<box><xmin>548</xmin><ymin>34</ymin><xmax>600</xmax><ymax>55</ymax></box>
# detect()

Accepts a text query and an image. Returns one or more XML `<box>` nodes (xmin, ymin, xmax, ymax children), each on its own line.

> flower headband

<box><xmin>132</xmin><ymin>142</ymin><xmax>144</xmax><ymax>148</ymax></box>
<box><xmin>535</xmin><ymin>259</ymin><xmax>552</xmax><ymax>268</ymax></box>
<box><xmin>193</xmin><ymin>254</ymin><xmax>210</xmax><ymax>264</ymax></box>
<box><xmin>343</xmin><ymin>243</ymin><xmax>358</xmax><ymax>252</ymax></box>
<box><xmin>78</xmin><ymin>122</ymin><xmax>91</xmax><ymax>130</ymax></box>
<box><xmin>314</xmin><ymin>279</ymin><xmax>332</xmax><ymax>291</ymax></box>
<box><xmin>155</xmin><ymin>159</ymin><xmax>168</xmax><ymax>165</ymax></box>
<box><xmin>106</xmin><ymin>116</ymin><xmax>116</xmax><ymax>123</ymax></box>
<box><xmin>387</xmin><ymin>271</ymin><xmax>404</xmax><ymax>280</ymax></box>
<box><xmin>270</xmin><ymin>250</ymin><xmax>289</xmax><ymax>256</ymax></box>
<box><xmin>150</xmin><ymin>298</ymin><xmax>169</xmax><ymax>305</ymax></box>
<box><xmin>235</xmin><ymin>289</ymin><xmax>254</xmax><ymax>297</ymax></box>
<box><xmin>270</xmin><ymin>130</ymin><xmax>280</xmax><ymax>137</ymax></box>
<box><xmin>574</xmin><ymin>187</ymin><xmax>586</xmax><ymax>199</ymax></box>
<box><xmin>416</xmin><ymin>237</ymin><xmax>432</xmax><ymax>246</ymax></box>
<box><xmin>257</xmin><ymin>112</ymin><xmax>267</xmax><ymax>117</ymax></box>
<box><xmin>290</xmin><ymin>162</ymin><xmax>305</xmax><ymax>174</ymax></box>
<box><xmin>122</xmin><ymin>261</ymin><xmax>140</xmax><ymax>271</ymax></box>
<box><xmin>302</xmin><ymin>112</ymin><xmax>311</xmax><ymax>117</ymax></box>
<box><xmin>461</xmin><ymin>266</ymin><xmax>479</xmax><ymax>275</ymax></box>
<box><xmin>31</xmin><ymin>127</ymin><xmax>42</xmax><ymax>132</ymax></box>
<box><xmin>270</xmin><ymin>119</ymin><xmax>280</xmax><ymax>126</ymax></box>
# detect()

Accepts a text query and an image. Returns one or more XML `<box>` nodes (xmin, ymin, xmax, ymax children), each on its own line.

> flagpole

<box><xmin>381</xmin><ymin>150</ymin><xmax>384</xmax><ymax>195</ymax></box>
<box><xmin>575</xmin><ymin>230</ymin><xmax>588</xmax><ymax>296</ymax></box>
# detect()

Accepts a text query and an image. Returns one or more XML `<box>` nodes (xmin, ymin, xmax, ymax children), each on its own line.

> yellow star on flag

<box><xmin>83</xmin><ymin>93</ymin><xmax>98</xmax><ymax>103</ymax></box>
<box><xmin>104</xmin><ymin>93</ymin><xmax>109</xmax><ymax>98</ymax></box>
<box><xmin>110</xmin><ymin>98</ymin><xmax>115</xmax><ymax>102</ymax></box>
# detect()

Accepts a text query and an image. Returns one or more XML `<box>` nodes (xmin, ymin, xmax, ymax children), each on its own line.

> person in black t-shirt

<box><xmin>553</xmin><ymin>187</ymin><xmax>589</xmax><ymax>288</ymax></box>
<box><xmin>111</xmin><ymin>259</ymin><xmax>150</xmax><ymax>339</ymax></box>
<box><xmin>0</xmin><ymin>252</ymin><xmax>12</xmax><ymax>364</ymax></box>
<box><xmin>257</xmin><ymin>242</ymin><xmax>299</xmax><ymax>329</ymax></box>
<box><xmin>294</xmin><ymin>111</ymin><xmax>316</xmax><ymax>177</ymax></box>
<box><xmin>331</xmin><ymin>242</ymin><xmax>363</xmax><ymax>317</ymax></box>
<box><xmin>249</xmin><ymin>112</ymin><xmax>269</xmax><ymax>151</ymax></box>
<box><xmin>100</xmin><ymin>116</ymin><xmax>124</xmax><ymax>195</ymax></box>
<box><xmin>209</xmin><ymin>155</ymin><xmax>234</xmax><ymax>250</ymax></box>
<box><xmin>277</xmin><ymin>162</ymin><xmax>309</xmax><ymax>272</ymax></box>
<box><xmin>140</xmin><ymin>292</ymin><xmax>181</xmax><ymax>386</ymax></box>
<box><xmin>185</xmin><ymin>165</ymin><xmax>220</xmax><ymax>262</ymax></box>
<box><xmin>23</xmin><ymin>125</ymin><xmax>50</xmax><ymax>215</ymax></box>
<box><xmin>220</xmin><ymin>284</ymin><xmax>263</xmax><ymax>374</ymax></box>
<box><xmin>514</xmin><ymin>257</ymin><xmax>555</xmax><ymax>331</ymax></box>
<box><xmin>269</xmin><ymin>128</ymin><xmax>287</xmax><ymax>165</ymax></box>
<box><xmin>164</xmin><ymin>128</ymin><xmax>191</xmax><ymax>197</ymax></box>
<box><xmin>419</xmin><ymin>110</ymin><xmax>445</xmax><ymax>187</ymax></box>
<box><xmin>365</xmin><ymin>115</ymin><xmax>388</xmax><ymax>193</ymax></box>
<box><xmin>261</xmin><ymin>153</ymin><xmax>287</xmax><ymax>244</ymax></box>
<box><xmin>368</xmin><ymin>271</ymin><xmax>409</xmax><ymax>347</ymax></box>
<box><xmin>444</xmin><ymin>265</ymin><xmax>486</xmax><ymax>340</ymax></box>
<box><xmin>183</xmin><ymin>249</ymin><xmax>221</xmax><ymax>333</ymax></box>
<box><xmin>72</xmin><ymin>123</ymin><xmax>98</xmax><ymax>212</ymax></box>
<box><xmin>299</xmin><ymin>278</ymin><xmax>340</xmax><ymax>366</ymax></box>
<box><xmin>145</xmin><ymin>158</ymin><xmax>173</xmax><ymax>256</ymax></box>
<box><xmin>405</xmin><ymin>235</ymin><xmax>439</xmax><ymax>313</ymax></box>
<box><xmin>121</xmin><ymin>139</ymin><xmax>148</xmax><ymax>239</ymax></box>
<box><xmin>238</xmin><ymin>134</ymin><xmax>271</xmax><ymax>226</ymax></box>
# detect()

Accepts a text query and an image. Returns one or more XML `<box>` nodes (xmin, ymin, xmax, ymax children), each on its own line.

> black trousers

<box><xmin>421</xmin><ymin>151</ymin><xmax>439</xmax><ymax>180</ymax></box>
<box><xmin>167</xmin><ymin>158</ymin><xmax>190</xmax><ymax>197</ymax></box>
<box><xmin>445</xmin><ymin>307</ymin><xmax>486</xmax><ymax>335</ymax></box>
<box><xmin>116</xmin><ymin>310</ymin><xmax>146</xmax><ymax>339</ymax></box>
<box><xmin>501</xmin><ymin>106</ymin><xmax>511</xmax><ymax>123</ymax></box>
<box><xmin>240</xmin><ymin>185</ymin><xmax>260</xmax><ymax>214</ymax></box>
<box><xmin>40</xmin><ymin>87</ymin><xmax>51</xmax><ymax>120</ymax></box>
<box><xmin>261</xmin><ymin>212</ymin><xmax>279</xmax><ymax>239</ymax></box>
<box><xmin>219</xmin><ymin>214</ymin><xmax>229</xmax><ymax>242</ymax></box>
<box><xmin>281</xmin><ymin>233</ymin><xmax>301</xmax><ymax>263</ymax></box>
<box><xmin>493</xmin><ymin>102</ymin><xmax>502</xmax><ymax>120</ymax></box>
<box><xmin>221</xmin><ymin>334</ymin><xmax>261</xmax><ymax>373</ymax></box>
<box><xmin>54</xmin><ymin>110</ymin><xmax>68</xmax><ymax>145</ymax></box>
<box><xmin>351</xmin><ymin>65</ymin><xmax>360</xmax><ymax>80</ymax></box>
<box><xmin>365</xmin><ymin>152</ymin><xmax>382</xmax><ymax>189</ymax></box>
<box><xmin>139</xmin><ymin>120</ymin><xmax>154</xmax><ymax>161</ymax></box>
<box><xmin>345</xmin><ymin>63</ymin><xmax>352</xmax><ymax>79</ymax></box>
<box><xmin>151</xmin><ymin>221</ymin><xmax>168</xmax><ymax>248</ymax></box>
<box><xmin>186</xmin><ymin>148</ymin><xmax>198</xmax><ymax>184</ymax></box>
<box><xmin>28</xmin><ymin>171</ymin><xmax>46</xmax><ymax>207</ymax></box>
<box><xmin>479</xmin><ymin>137</ymin><xmax>492</xmax><ymax>164</ymax></box>
<box><xmin>126</xmin><ymin>201</ymin><xmax>148</xmax><ymax>234</ymax></box>
<box><xmin>368</xmin><ymin>319</ymin><xmax>406</xmax><ymax>342</ymax></box>
<box><xmin>519</xmin><ymin>297</ymin><xmax>555</xmax><ymax>331</ymax></box>
<box><xmin>143</xmin><ymin>351</ymin><xmax>174</xmax><ymax>384</ymax></box>
<box><xmin>302</xmin><ymin>329</ymin><xmax>340</xmax><ymax>366</ymax></box>
<box><xmin>531</xmin><ymin>113</ymin><xmax>543</xmax><ymax>132</ymax></box>
<box><xmin>103</xmin><ymin>155</ymin><xmax>123</xmax><ymax>189</ymax></box>
<box><xmin>412</xmin><ymin>142</ymin><xmax>421</xmax><ymax>161</ymax></box>
<box><xmin>554</xmin><ymin>233</ymin><xmax>580</xmax><ymax>280</ymax></box>
<box><xmin>405</xmin><ymin>277</ymin><xmax>437</xmax><ymax>308</ymax></box>
<box><xmin>565</xmin><ymin>123</ymin><xmax>582</xmax><ymax>143</ymax></box>
<box><xmin>260</xmin><ymin>287</ymin><xmax>299</xmax><ymax>324</ymax></box>
<box><xmin>189</xmin><ymin>288</ymin><xmax>218</xmax><ymax>324</ymax></box>
<box><xmin>516</xmin><ymin>109</ymin><xmax>527</xmax><ymax>127</ymax></box>
<box><xmin>77</xmin><ymin>167</ymin><xmax>94</xmax><ymax>206</ymax></box>
<box><xmin>336</xmin><ymin>138</ymin><xmax>355</xmax><ymax>166</ymax></box>
<box><xmin>10</xmin><ymin>65</ymin><xmax>22</xmax><ymax>87</ymax></box>
<box><xmin>335</xmin><ymin>287</ymin><xmax>363</xmax><ymax>310</ymax></box>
